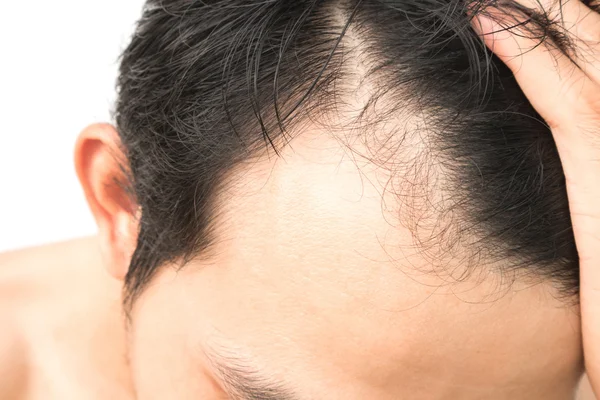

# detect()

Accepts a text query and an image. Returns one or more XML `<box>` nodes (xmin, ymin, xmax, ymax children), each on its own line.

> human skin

<box><xmin>472</xmin><ymin>0</ymin><xmax>600</xmax><ymax>395</ymax></box>
<box><xmin>1</xmin><ymin>1</ymin><xmax>600</xmax><ymax>399</ymax></box>
<box><xmin>70</xmin><ymin>121</ymin><xmax>584</xmax><ymax>399</ymax></box>
<box><xmin>73</xmin><ymin>0</ymin><xmax>600</xmax><ymax>395</ymax></box>
<box><xmin>23</xmin><ymin>1</ymin><xmax>600</xmax><ymax>398</ymax></box>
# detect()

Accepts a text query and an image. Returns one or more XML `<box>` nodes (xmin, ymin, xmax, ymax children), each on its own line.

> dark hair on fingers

<box><xmin>115</xmin><ymin>0</ymin><xmax>598</xmax><ymax>310</ymax></box>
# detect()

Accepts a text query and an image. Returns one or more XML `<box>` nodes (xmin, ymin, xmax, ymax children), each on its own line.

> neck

<box><xmin>76</xmin><ymin>237</ymin><xmax>135</xmax><ymax>398</ymax></box>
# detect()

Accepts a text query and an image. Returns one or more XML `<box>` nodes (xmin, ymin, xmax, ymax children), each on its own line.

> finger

<box><xmin>556</xmin><ymin>0</ymin><xmax>600</xmax><ymax>81</ymax></box>
<box><xmin>518</xmin><ymin>0</ymin><xmax>600</xmax><ymax>40</ymax></box>
<box><xmin>535</xmin><ymin>0</ymin><xmax>600</xmax><ymax>81</ymax></box>
<box><xmin>497</xmin><ymin>0</ymin><xmax>600</xmax><ymax>81</ymax></box>
<box><xmin>556</xmin><ymin>0</ymin><xmax>600</xmax><ymax>44</ymax></box>
<box><xmin>472</xmin><ymin>5</ymin><xmax>600</xmax><ymax>395</ymax></box>
<box><xmin>575</xmin><ymin>180</ymin><xmax>600</xmax><ymax>396</ymax></box>
<box><xmin>471</xmin><ymin>9</ymin><xmax>598</xmax><ymax>130</ymax></box>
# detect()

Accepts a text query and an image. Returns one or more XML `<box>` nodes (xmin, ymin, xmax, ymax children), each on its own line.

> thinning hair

<box><xmin>115</xmin><ymin>0</ymin><xmax>599</xmax><ymax>308</ymax></box>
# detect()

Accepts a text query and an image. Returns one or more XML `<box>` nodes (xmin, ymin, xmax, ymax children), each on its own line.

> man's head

<box><xmin>75</xmin><ymin>0</ymin><xmax>593</xmax><ymax>398</ymax></box>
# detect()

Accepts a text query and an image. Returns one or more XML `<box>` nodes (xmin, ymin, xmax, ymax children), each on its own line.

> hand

<box><xmin>471</xmin><ymin>0</ymin><xmax>600</xmax><ymax>394</ymax></box>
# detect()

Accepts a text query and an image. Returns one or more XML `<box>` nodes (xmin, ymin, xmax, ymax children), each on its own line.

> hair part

<box><xmin>115</xmin><ymin>0</ymin><xmax>599</xmax><ymax>310</ymax></box>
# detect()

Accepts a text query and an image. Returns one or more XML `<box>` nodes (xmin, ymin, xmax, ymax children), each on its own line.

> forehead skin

<box><xmin>128</xmin><ymin>127</ymin><xmax>583</xmax><ymax>400</ymax></box>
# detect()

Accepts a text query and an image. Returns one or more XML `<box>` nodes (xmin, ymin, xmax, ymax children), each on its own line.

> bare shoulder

<box><xmin>0</xmin><ymin>237</ymin><xmax>101</xmax><ymax>300</ymax></box>
<box><xmin>0</xmin><ymin>237</ymin><xmax>100</xmax><ymax>276</ymax></box>
<box><xmin>0</xmin><ymin>236</ymin><xmax>106</xmax><ymax>329</ymax></box>
<box><xmin>0</xmin><ymin>237</ymin><xmax>103</xmax><ymax>399</ymax></box>
<box><xmin>0</xmin><ymin>317</ymin><xmax>28</xmax><ymax>399</ymax></box>
<box><xmin>579</xmin><ymin>375</ymin><xmax>599</xmax><ymax>400</ymax></box>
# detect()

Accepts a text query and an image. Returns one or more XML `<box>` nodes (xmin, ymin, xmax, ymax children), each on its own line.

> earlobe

<box><xmin>74</xmin><ymin>123</ymin><xmax>138</xmax><ymax>281</ymax></box>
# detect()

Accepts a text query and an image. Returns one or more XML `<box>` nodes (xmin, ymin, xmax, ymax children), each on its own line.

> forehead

<box><xmin>135</xmin><ymin>126</ymin><xmax>581</xmax><ymax>398</ymax></box>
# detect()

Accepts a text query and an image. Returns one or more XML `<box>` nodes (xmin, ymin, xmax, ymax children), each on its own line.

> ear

<box><xmin>74</xmin><ymin>123</ymin><xmax>138</xmax><ymax>281</ymax></box>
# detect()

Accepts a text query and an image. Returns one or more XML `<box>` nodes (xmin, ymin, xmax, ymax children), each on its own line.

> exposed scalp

<box><xmin>115</xmin><ymin>0</ymin><xmax>599</xmax><ymax>309</ymax></box>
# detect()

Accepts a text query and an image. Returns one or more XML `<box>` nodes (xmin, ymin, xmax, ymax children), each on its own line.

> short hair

<box><xmin>115</xmin><ymin>0</ymin><xmax>597</xmax><ymax>308</ymax></box>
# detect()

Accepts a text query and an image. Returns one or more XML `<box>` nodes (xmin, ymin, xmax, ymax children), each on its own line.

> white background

<box><xmin>0</xmin><ymin>0</ymin><xmax>146</xmax><ymax>252</ymax></box>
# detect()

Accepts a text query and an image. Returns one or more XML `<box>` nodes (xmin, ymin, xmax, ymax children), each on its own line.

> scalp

<box><xmin>116</xmin><ymin>0</ymin><xmax>579</xmax><ymax>304</ymax></box>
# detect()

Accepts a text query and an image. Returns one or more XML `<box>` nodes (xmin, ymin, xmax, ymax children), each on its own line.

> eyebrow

<box><xmin>203</xmin><ymin>345</ymin><xmax>301</xmax><ymax>400</ymax></box>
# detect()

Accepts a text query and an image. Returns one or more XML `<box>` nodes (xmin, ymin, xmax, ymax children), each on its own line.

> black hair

<box><xmin>115</xmin><ymin>0</ymin><xmax>598</xmax><ymax>308</ymax></box>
